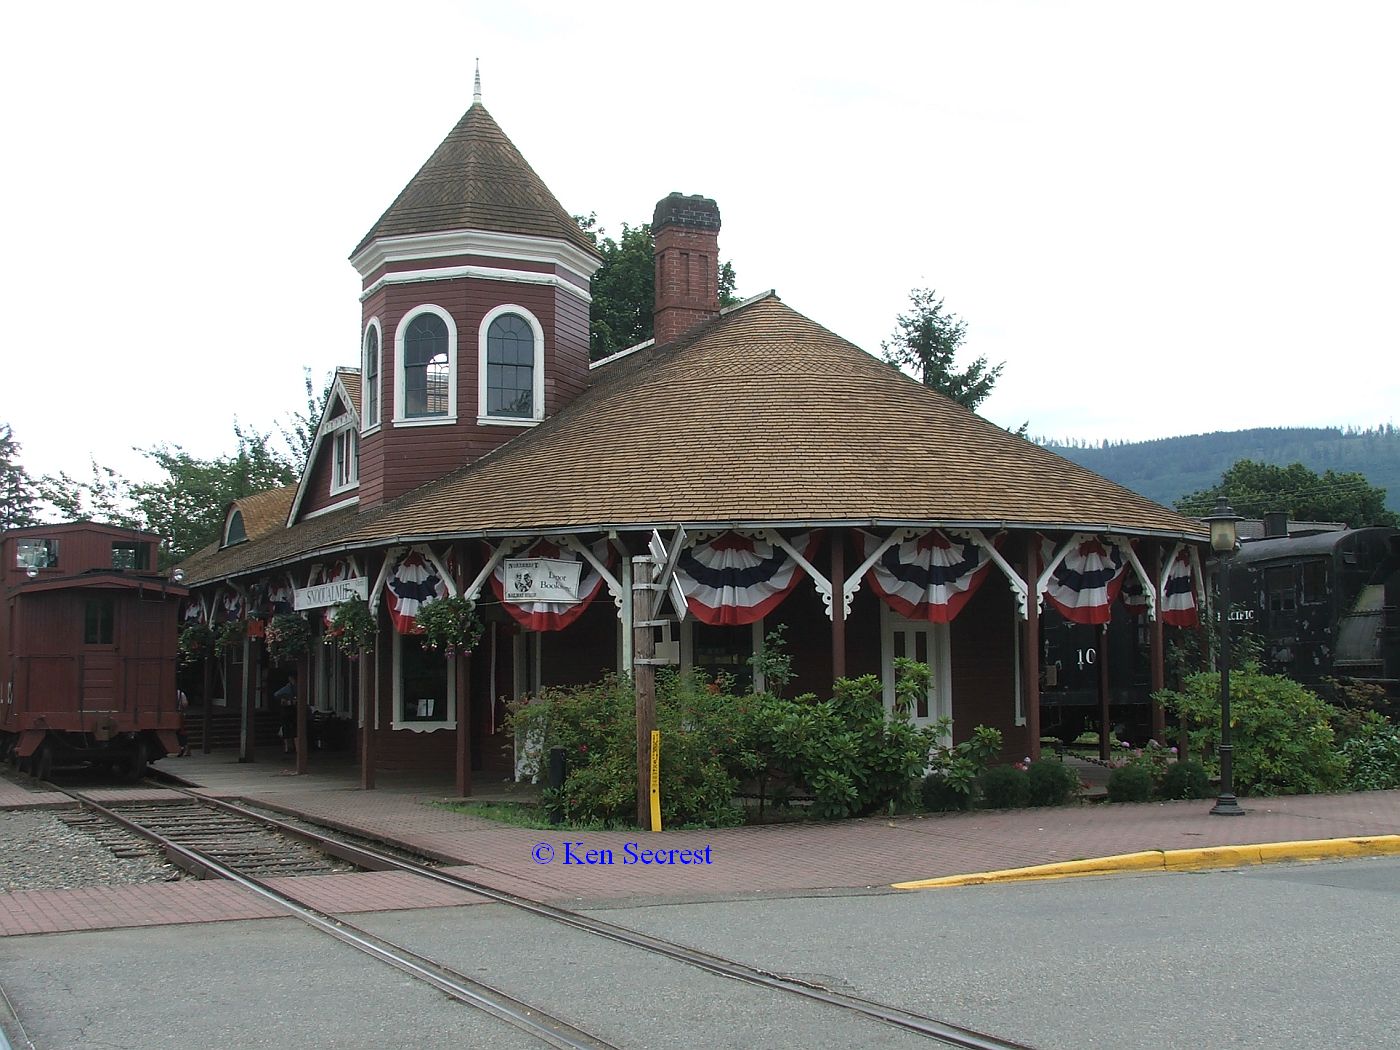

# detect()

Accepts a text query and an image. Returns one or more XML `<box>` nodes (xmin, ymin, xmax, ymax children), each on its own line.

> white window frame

<box><xmin>394</xmin><ymin>304</ymin><xmax>458</xmax><ymax>425</ymax></box>
<box><xmin>391</xmin><ymin>629</ymin><xmax>457</xmax><ymax>732</ymax></box>
<box><xmin>362</xmin><ymin>317</ymin><xmax>382</xmax><ymax>433</ymax></box>
<box><xmin>477</xmin><ymin>303</ymin><xmax>545</xmax><ymax>426</ymax></box>
<box><xmin>330</xmin><ymin>424</ymin><xmax>359</xmax><ymax>495</ymax></box>
<box><xmin>880</xmin><ymin>605</ymin><xmax>953</xmax><ymax>743</ymax></box>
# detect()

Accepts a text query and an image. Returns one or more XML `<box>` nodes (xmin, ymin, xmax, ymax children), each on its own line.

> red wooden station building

<box><xmin>177</xmin><ymin>79</ymin><xmax>1209</xmax><ymax>794</ymax></box>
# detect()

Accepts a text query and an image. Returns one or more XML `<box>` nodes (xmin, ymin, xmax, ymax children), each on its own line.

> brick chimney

<box><xmin>653</xmin><ymin>192</ymin><xmax>721</xmax><ymax>346</ymax></box>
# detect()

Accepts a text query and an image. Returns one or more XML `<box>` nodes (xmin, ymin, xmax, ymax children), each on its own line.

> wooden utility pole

<box><xmin>632</xmin><ymin>555</ymin><xmax>657</xmax><ymax>830</ymax></box>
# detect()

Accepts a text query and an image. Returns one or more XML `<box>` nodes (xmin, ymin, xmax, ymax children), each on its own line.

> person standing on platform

<box><xmin>274</xmin><ymin>672</ymin><xmax>298</xmax><ymax>755</ymax></box>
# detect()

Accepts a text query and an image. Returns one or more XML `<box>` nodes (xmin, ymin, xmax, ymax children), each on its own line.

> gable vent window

<box><xmin>332</xmin><ymin>427</ymin><xmax>359</xmax><ymax>493</ymax></box>
<box><xmin>225</xmin><ymin>510</ymin><xmax>247</xmax><ymax>546</ymax></box>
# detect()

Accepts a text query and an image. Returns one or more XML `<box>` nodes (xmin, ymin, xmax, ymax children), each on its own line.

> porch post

<box><xmin>238</xmin><ymin>634</ymin><xmax>254</xmax><ymax>763</ymax></box>
<box><xmin>633</xmin><ymin>555</ymin><xmax>657</xmax><ymax>830</ymax></box>
<box><xmin>454</xmin><ymin>540</ymin><xmax>472</xmax><ymax>798</ymax></box>
<box><xmin>831</xmin><ymin>529</ymin><xmax>846</xmax><ymax>681</ymax></box>
<box><xmin>200</xmin><ymin>651</ymin><xmax>213</xmax><ymax>755</ymax></box>
<box><xmin>1023</xmin><ymin>538</ymin><xmax>1041</xmax><ymax>761</ymax></box>
<box><xmin>1098</xmin><ymin>621</ymin><xmax>1111</xmax><ymax>760</ymax></box>
<box><xmin>359</xmin><ymin>642</ymin><xmax>375</xmax><ymax>790</ymax></box>
<box><xmin>295</xmin><ymin>648</ymin><xmax>309</xmax><ymax>775</ymax></box>
<box><xmin>1150</xmin><ymin>544</ymin><xmax>1167</xmax><ymax>742</ymax></box>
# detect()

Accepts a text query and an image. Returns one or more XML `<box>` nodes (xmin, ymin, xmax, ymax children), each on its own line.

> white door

<box><xmin>881</xmin><ymin>610</ymin><xmax>952</xmax><ymax>739</ymax></box>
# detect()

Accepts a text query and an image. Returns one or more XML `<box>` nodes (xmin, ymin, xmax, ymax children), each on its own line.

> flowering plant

<box><xmin>178</xmin><ymin>623</ymin><xmax>215</xmax><ymax>666</ymax></box>
<box><xmin>264</xmin><ymin>613</ymin><xmax>311</xmax><ymax>666</ymax></box>
<box><xmin>414</xmin><ymin>595</ymin><xmax>483</xmax><ymax>658</ymax></box>
<box><xmin>327</xmin><ymin>597</ymin><xmax>377</xmax><ymax>658</ymax></box>
<box><xmin>213</xmin><ymin>619</ymin><xmax>246</xmax><ymax>657</ymax></box>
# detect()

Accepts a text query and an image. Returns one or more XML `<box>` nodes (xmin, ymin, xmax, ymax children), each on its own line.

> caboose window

<box><xmin>112</xmin><ymin>542</ymin><xmax>149</xmax><ymax>571</ymax></box>
<box><xmin>16</xmin><ymin>538</ymin><xmax>58</xmax><ymax>569</ymax></box>
<box><xmin>84</xmin><ymin>598</ymin><xmax>115</xmax><ymax>644</ymax></box>
<box><xmin>1300</xmin><ymin>561</ymin><xmax>1327</xmax><ymax>605</ymax></box>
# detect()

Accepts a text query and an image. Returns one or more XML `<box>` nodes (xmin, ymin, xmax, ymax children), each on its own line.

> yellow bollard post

<box><xmin>649</xmin><ymin>729</ymin><xmax>662</xmax><ymax>832</ymax></box>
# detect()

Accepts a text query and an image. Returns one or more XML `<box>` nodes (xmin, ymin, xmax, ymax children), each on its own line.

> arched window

<box><xmin>224</xmin><ymin>509</ymin><xmax>246</xmax><ymax>546</ymax></box>
<box><xmin>394</xmin><ymin>306</ymin><xmax>457</xmax><ymax>423</ymax></box>
<box><xmin>362</xmin><ymin>321</ymin><xmax>381</xmax><ymax>429</ymax></box>
<box><xmin>477</xmin><ymin>305</ymin><xmax>544</xmax><ymax>423</ymax></box>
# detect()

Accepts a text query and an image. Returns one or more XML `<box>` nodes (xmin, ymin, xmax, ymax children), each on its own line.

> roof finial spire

<box><xmin>473</xmin><ymin>59</ymin><xmax>482</xmax><ymax>105</ymax></box>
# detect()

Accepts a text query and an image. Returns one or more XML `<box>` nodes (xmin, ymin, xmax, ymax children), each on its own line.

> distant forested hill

<box><xmin>1038</xmin><ymin>427</ymin><xmax>1400</xmax><ymax>513</ymax></box>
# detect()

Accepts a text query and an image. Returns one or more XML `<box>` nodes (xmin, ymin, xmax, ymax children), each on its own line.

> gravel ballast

<box><xmin>1</xmin><ymin>810</ymin><xmax>182</xmax><ymax>892</ymax></box>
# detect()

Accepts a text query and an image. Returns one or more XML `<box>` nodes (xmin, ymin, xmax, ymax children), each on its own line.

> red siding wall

<box><xmin>949</xmin><ymin>578</ymin><xmax>1031</xmax><ymax>756</ymax></box>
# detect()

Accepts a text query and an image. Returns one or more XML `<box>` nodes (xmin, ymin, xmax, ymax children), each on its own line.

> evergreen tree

<box><xmin>0</xmin><ymin>423</ymin><xmax>38</xmax><ymax>529</ymax></box>
<box><xmin>881</xmin><ymin>288</ymin><xmax>1004</xmax><ymax>411</ymax></box>
<box><xmin>1176</xmin><ymin>459</ymin><xmax>1397</xmax><ymax>528</ymax></box>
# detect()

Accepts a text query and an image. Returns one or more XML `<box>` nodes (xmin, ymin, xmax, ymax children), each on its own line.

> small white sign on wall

<box><xmin>293</xmin><ymin>576</ymin><xmax>369</xmax><ymax>611</ymax></box>
<box><xmin>504</xmin><ymin>558</ymin><xmax>582</xmax><ymax>603</ymax></box>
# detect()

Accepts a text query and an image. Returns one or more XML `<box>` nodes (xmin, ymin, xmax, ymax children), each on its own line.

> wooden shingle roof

<box><xmin>352</xmin><ymin>103</ymin><xmax>598</xmax><ymax>258</ymax></box>
<box><xmin>179</xmin><ymin>295</ymin><xmax>1202</xmax><ymax>586</ymax></box>
<box><xmin>348</xmin><ymin>294</ymin><xmax>1204</xmax><ymax>542</ymax></box>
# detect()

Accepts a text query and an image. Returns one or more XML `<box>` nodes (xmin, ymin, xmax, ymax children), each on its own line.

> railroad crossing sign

<box><xmin>647</xmin><ymin>526</ymin><xmax>689</xmax><ymax>622</ymax></box>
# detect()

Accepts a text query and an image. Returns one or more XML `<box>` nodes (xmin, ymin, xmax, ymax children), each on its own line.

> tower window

<box><xmin>395</xmin><ymin>306</ymin><xmax>457</xmax><ymax>423</ymax></box>
<box><xmin>486</xmin><ymin>314</ymin><xmax>534</xmax><ymax>417</ymax></box>
<box><xmin>363</xmin><ymin>322</ymin><xmax>381</xmax><ymax>428</ymax></box>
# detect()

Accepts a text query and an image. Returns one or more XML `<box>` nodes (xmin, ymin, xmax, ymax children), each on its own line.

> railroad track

<box><xmin>48</xmin><ymin>779</ymin><xmax>1033</xmax><ymax>1049</ymax></box>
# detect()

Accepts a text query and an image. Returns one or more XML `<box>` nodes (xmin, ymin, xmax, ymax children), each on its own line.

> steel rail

<box><xmin>173</xmin><ymin>789</ymin><xmax>1033</xmax><ymax>1050</ymax></box>
<box><xmin>62</xmin><ymin>789</ymin><xmax>616</xmax><ymax>1050</ymax></box>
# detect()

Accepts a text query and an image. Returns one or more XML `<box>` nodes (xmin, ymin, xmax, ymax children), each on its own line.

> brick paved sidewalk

<box><xmin>5</xmin><ymin>750</ymin><xmax>1398</xmax><ymax>935</ymax></box>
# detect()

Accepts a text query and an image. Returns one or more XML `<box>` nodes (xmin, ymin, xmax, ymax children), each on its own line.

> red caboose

<box><xmin>1</xmin><ymin>522</ymin><xmax>186</xmax><ymax>780</ymax></box>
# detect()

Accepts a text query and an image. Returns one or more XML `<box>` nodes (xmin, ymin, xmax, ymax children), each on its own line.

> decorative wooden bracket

<box><xmin>760</xmin><ymin>529</ymin><xmax>834</xmax><ymax>619</ymax></box>
<box><xmin>948</xmin><ymin>528</ymin><xmax>1034</xmax><ymax>619</ymax></box>
<box><xmin>554</xmin><ymin>534</ymin><xmax>624</xmax><ymax>610</ymax></box>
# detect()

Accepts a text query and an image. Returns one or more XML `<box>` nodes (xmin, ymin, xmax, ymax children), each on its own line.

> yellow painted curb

<box><xmin>891</xmin><ymin>835</ymin><xmax>1400</xmax><ymax>890</ymax></box>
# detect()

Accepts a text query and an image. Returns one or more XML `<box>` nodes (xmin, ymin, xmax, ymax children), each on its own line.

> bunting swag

<box><xmin>1041</xmin><ymin>536</ymin><xmax>1129</xmax><ymax>625</ymax></box>
<box><xmin>490</xmin><ymin>539</ymin><xmax>612</xmax><ymax>632</ymax></box>
<box><xmin>216</xmin><ymin>589</ymin><xmax>244</xmax><ymax>623</ymax></box>
<box><xmin>309</xmin><ymin>561</ymin><xmax>353</xmax><ymax>629</ymax></box>
<box><xmin>265</xmin><ymin>575</ymin><xmax>295</xmax><ymax>617</ymax></box>
<box><xmin>1162</xmin><ymin>548</ymin><xmax>1200</xmax><ymax>627</ymax></box>
<box><xmin>180</xmin><ymin>598</ymin><xmax>205</xmax><ymax>625</ymax></box>
<box><xmin>862</xmin><ymin>530</ymin><xmax>995</xmax><ymax>623</ymax></box>
<box><xmin>677</xmin><ymin>531</ymin><xmax>819</xmax><ymax>626</ymax></box>
<box><xmin>386</xmin><ymin>549</ymin><xmax>448</xmax><ymax>635</ymax></box>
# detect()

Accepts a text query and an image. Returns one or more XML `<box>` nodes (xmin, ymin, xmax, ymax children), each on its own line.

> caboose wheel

<box><xmin>115</xmin><ymin>740</ymin><xmax>147</xmax><ymax>783</ymax></box>
<box><xmin>33</xmin><ymin>742</ymin><xmax>54</xmax><ymax>782</ymax></box>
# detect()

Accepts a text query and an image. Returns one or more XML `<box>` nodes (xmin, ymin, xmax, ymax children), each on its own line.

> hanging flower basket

<box><xmin>265</xmin><ymin>613</ymin><xmax>312</xmax><ymax>667</ymax></box>
<box><xmin>415</xmin><ymin>595</ymin><xmax>484</xmax><ymax>659</ymax></box>
<box><xmin>178</xmin><ymin>623</ymin><xmax>216</xmax><ymax>666</ymax></box>
<box><xmin>214</xmin><ymin>619</ymin><xmax>247</xmax><ymax>657</ymax></box>
<box><xmin>327</xmin><ymin>597</ymin><xmax>377</xmax><ymax>659</ymax></box>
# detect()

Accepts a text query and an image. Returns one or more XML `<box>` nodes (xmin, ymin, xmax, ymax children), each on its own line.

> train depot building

<box><xmin>176</xmin><ymin>88</ymin><xmax>1210</xmax><ymax>793</ymax></box>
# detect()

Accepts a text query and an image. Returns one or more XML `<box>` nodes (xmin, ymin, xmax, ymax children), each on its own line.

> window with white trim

<box><xmin>362</xmin><ymin>321</ymin><xmax>381</xmax><ymax>429</ymax></box>
<box><xmin>332</xmin><ymin>426</ymin><xmax>359</xmax><ymax>493</ymax></box>
<box><xmin>392</xmin><ymin>631</ymin><xmax>455</xmax><ymax>731</ymax></box>
<box><xmin>477</xmin><ymin>305</ymin><xmax>544</xmax><ymax>423</ymax></box>
<box><xmin>395</xmin><ymin>306</ymin><xmax>457</xmax><ymax>423</ymax></box>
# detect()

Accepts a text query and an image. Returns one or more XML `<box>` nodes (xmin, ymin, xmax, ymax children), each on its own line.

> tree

<box><xmin>1176</xmin><ymin>459</ymin><xmax>1398</xmax><ymax>528</ymax></box>
<box><xmin>881</xmin><ymin>288</ymin><xmax>1004</xmax><ymax>411</ymax></box>
<box><xmin>0</xmin><ymin>423</ymin><xmax>39</xmax><ymax>529</ymax></box>
<box><xmin>577</xmin><ymin>214</ymin><xmax>738</xmax><ymax>360</ymax></box>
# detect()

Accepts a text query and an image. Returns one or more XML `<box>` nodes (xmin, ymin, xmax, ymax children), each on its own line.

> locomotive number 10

<box><xmin>1076</xmin><ymin>647</ymin><xmax>1097</xmax><ymax>670</ymax></box>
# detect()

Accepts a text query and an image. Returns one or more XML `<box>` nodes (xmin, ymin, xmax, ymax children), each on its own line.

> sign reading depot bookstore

<box><xmin>293</xmin><ymin>576</ymin><xmax>369</xmax><ymax>611</ymax></box>
<box><xmin>504</xmin><ymin>558</ymin><xmax>583</xmax><ymax>603</ymax></box>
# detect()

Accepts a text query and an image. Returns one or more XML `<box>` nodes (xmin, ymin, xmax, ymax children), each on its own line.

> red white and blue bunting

<box><xmin>385</xmin><ymin>548</ymin><xmax>448</xmax><ymax>635</ymax></box>
<box><xmin>676</xmin><ymin>531</ymin><xmax>819</xmax><ymax>626</ymax></box>
<box><xmin>1161</xmin><ymin>547</ymin><xmax>1200</xmax><ymax>627</ymax></box>
<box><xmin>1041</xmin><ymin>536</ymin><xmax>1129</xmax><ymax>625</ymax></box>
<box><xmin>490</xmin><ymin>539</ymin><xmax>613</xmax><ymax>632</ymax></box>
<box><xmin>308</xmin><ymin>560</ymin><xmax>357</xmax><ymax>629</ymax></box>
<box><xmin>215</xmin><ymin>589</ymin><xmax>244</xmax><ymax>623</ymax></box>
<box><xmin>264</xmin><ymin>574</ymin><xmax>296</xmax><ymax>617</ymax></box>
<box><xmin>861</xmin><ymin>529</ymin><xmax>996</xmax><ymax>623</ymax></box>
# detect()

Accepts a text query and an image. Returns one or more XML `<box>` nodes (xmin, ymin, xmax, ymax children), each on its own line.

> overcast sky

<box><xmin>4</xmin><ymin>1</ymin><xmax>1397</xmax><ymax>485</ymax></box>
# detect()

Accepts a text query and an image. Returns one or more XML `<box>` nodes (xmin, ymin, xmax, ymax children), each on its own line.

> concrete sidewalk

<box><xmin>5</xmin><ymin>748</ymin><xmax>1400</xmax><ymax>934</ymax></box>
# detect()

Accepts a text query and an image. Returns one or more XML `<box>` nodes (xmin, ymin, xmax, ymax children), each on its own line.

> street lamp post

<box><xmin>1204</xmin><ymin>497</ymin><xmax>1245</xmax><ymax>816</ymax></box>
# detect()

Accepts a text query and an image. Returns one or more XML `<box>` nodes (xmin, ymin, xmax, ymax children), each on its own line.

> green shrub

<box><xmin>1340</xmin><ymin>719</ymin><xmax>1400</xmax><ymax>791</ymax></box>
<box><xmin>1026</xmin><ymin>758</ymin><xmax>1080</xmax><ymax>806</ymax></box>
<box><xmin>1155</xmin><ymin>670</ymin><xmax>1346</xmax><ymax>796</ymax></box>
<box><xmin>1157</xmin><ymin>759</ymin><xmax>1211</xmax><ymax>800</ymax></box>
<box><xmin>921</xmin><ymin>725</ymin><xmax>1003</xmax><ymax>812</ymax></box>
<box><xmin>1107</xmin><ymin>762</ymin><xmax>1153</xmax><ymax>803</ymax></box>
<box><xmin>979</xmin><ymin>765</ymin><xmax>1030</xmax><ymax>809</ymax></box>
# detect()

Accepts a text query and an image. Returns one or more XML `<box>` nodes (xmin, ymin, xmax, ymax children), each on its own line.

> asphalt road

<box><xmin>2</xmin><ymin>856</ymin><xmax>1396</xmax><ymax>1049</ymax></box>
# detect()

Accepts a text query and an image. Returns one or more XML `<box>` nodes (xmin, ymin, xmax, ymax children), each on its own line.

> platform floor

<box><xmin>4</xmin><ymin>748</ymin><xmax>1399</xmax><ymax>936</ymax></box>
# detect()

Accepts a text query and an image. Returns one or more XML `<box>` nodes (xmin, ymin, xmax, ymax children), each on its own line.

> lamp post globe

<box><xmin>1203</xmin><ymin>497</ymin><xmax>1245</xmax><ymax>816</ymax></box>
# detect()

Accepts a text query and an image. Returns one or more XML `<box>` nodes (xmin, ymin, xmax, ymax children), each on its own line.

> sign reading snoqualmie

<box><xmin>504</xmin><ymin>558</ymin><xmax>583</xmax><ymax>603</ymax></box>
<box><xmin>293</xmin><ymin>576</ymin><xmax>369</xmax><ymax>611</ymax></box>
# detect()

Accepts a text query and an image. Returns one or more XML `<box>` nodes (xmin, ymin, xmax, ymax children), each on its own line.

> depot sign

<box><xmin>293</xmin><ymin>577</ymin><xmax>368</xmax><ymax>611</ymax></box>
